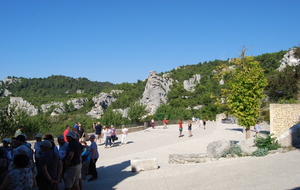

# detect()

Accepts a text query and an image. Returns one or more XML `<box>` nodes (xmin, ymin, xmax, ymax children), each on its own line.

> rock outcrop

<box><xmin>139</xmin><ymin>71</ymin><xmax>174</xmax><ymax>115</ymax></box>
<box><xmin>183</xmin><ymin>74</ymin><xmax>201</xmax><ymax>92</ymax></box>
<box><xmin>87</xmin><ymin>92</ymin><xmax>118</xmax><ymax>118</ymax></box>
<box><xmin>277</xmin><ymin>123</ymin><xmax>300</xmax><ymax>148</ymax></box>
<box><xmin>206</xmin><ymin>139</ymin><xmax>231</xmax><ymax>158</ymax></box>
<box><xmin>3</xmin><ymin>78</ymin><xmax>21</xmax><ymax>85</ymax></box>
<box><xmin>278</xmin><ymin>48</ymin><xmax>300</xmax><ymax>71</ymax></box>
<box><xmin>67</xmin><ymin>98</ymin><xmax>88</xmax><ymax>109</ymax></box>
<box><xmin>9</xmin><ymin>97</ymin><xmax>39</xmax><ymax>116</ymax></box>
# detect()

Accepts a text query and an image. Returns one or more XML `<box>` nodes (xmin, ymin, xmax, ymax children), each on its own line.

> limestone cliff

<box><xmin>139</xmin><ymin>71</ymin><xmax>175</xmax><ymax>115</ymax></box>
<box><xmin>278</xmin><ymin>48</ymin><xmax>300</xmax><ymax>71</ymax></box>
<box><xmin>183</xmin><ymin>74</ymin><xmax>201</xmax><ymax>92</ymax></box>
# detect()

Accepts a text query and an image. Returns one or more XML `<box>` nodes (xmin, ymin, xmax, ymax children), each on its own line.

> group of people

<box><xmin>0</xmin><ymin>122</ymin><xmax>100</xmax><ymax>190</ymax></box>
<box><xmin>93</xmin><ymin>122</ymin><xmax>129</xmax><ymax>148</ymax></box>
<box><xmin>178</xmin><ymin>118</ymin><xmax>207</xmax><ymax>138</ymax></box>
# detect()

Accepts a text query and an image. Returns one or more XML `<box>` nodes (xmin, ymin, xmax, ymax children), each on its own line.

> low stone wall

<box><xmin>169</xmin><ymin>154</ymin><xmax>217</xmax><ymax>164</ymax></box>
<box><xmin>270</xmin><ymin>104</ymin><xmax>300</xmax><ymax>138</ymax></box>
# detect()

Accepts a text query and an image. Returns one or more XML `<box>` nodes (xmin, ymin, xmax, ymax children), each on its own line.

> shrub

<box><xmin>254</xmin><ymin>133</ymin><xmax>281</xmax><ymax>150</ymax></box>
<box><xmin>252</xmin><ymin>148</ymin><xmax>269</xmax><ymax>157</ymax></box>
<box><xmin>222</xmin><ymin>144</ymin><xmax>243</xmax><ymax>157</ymax></box>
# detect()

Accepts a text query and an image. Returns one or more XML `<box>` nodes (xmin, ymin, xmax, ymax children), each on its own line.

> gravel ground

<box><xmin>59</xmin><ymin>121</ymin><xmax>300</xmax><ymax>190</ymax></box>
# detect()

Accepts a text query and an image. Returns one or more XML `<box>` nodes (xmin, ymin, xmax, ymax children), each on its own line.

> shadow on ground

<box><xmin>225</xmin><ymin>128</ymin><xmax>243</xmax><ymax>132</ymax></box>
<box><xmin>90</xmin><ymin>160</ymin><xmax>138</xmax><ymax>190</ymax></box>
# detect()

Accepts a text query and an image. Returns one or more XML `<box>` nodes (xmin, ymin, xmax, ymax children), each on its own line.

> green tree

<box><xmin>100</xmin><ymin>108</ymin><xmax>126</xmax><ymax>127</ymax></box>
<box><xmin>266</xmin><ymin>65</ymin><xmax>300</xmax><ymax>101</ymax></box>
<box><xmin>215</xmin><ymin>49</ymin><xmax>268</xmax><ymax>139</ymax></box>
<box><xmin>127</xmin><ymin>103</ymin><xmax>147</xmax><ymax>123</ymax></box>
<box><xmin>0</xmin><ymin>106</ymin><xmax>17</xmax><ymax>139</ymax></box>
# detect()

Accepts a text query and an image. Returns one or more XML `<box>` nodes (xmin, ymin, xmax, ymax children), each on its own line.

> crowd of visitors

<box><xmin>0</xmin><ymin>121</ymin><xmax>131</xmax><ymax>189</ymax></box>
<box><xmin>0</xmin><ymin>119</ymin><xmax>202</xmax><ymax>189</ymax></box>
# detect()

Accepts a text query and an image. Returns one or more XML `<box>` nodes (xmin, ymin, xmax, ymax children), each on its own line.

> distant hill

<box><xmin>0</xmin><ymin>75</ymin><xmax>115</xmax><ymax>107</ymax></box>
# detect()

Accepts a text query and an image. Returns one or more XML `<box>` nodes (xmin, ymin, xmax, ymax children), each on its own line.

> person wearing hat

<box><xmin>73</xmin><ymin>122</ymin><xmax>79</xmax><ymax>133</ymax></box>
<box><xmin>37</xmin><ymin>140</ymin><xmax>61</xmax><ymax>190</ymax></box>
<box><xmin>12</xmin><ymin>135</ymin><xmax>32</xmax><ymax>160</ymax></box>
<box><xmin>34</xmin><ymin>134</ymin><xmax>42</xmax><ymax>167</ymax></box>
<box><xmin>44</xmin><ymin>134</ymin><xmax>59</xmax><ymax>156</ymax></box>
<box><xmin>64</xmin><ymin>131</ymin><xmax>82</xmax><ymax>190</ymax></box>
<box><xmin>14</xmin><ymin>126</ymin><xmax>23</xmax><ymax>137</ymax></box>
<box><xmin>0</xmin><ymin>138</ymin><xmax>11</xmax><ymax>159</ymax></box>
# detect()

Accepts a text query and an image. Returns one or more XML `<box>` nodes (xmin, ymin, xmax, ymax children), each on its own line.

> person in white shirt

<box><xmin>121</xmin><ymin>125</ymin><xmax>128</xmax><ymax>145</ymax></box>
<box><xmin>254</xmin><ymin>121</ymin><xmax>261</xmax><ymax>137</ymax></box>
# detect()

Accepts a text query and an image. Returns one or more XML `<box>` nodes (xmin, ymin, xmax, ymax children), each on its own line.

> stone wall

<box><xmin>270</xmin><ymin>104</ymin><xmax>300</xmax><ymax>138</ymax></box>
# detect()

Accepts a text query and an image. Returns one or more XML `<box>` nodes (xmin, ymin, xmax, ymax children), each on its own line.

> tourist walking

<box><xmin>110</xmin><ymin>125</ymin><xmax>117</xmax><ymax>146</ymax></box>
<box><xmin>87</xmin><ymin>135</ymin><xmax>99</xmax><ymax>182</ymax></box>
<box><xmin>188</xmin><ymin>120</ymin><xmax>193</xmax><ymax>137</ymax></box>
<box><xmin>178</xmin><ymin>119</ymin><xmax>183</xmax><ymax>137</ymax></box>
<box><xmin>203</xmin><ymin>119</ymin><xmax>206</xmax><ymax>129</ymax></box>
<box><xmin>199</xmin><ymin>119</ymin><xmax>203</xmax><ymax>128</ymax></box>
<box><xmin>104</xmin><ymin>126</ymin><xmax>112</xmax><ymax>148</ymax></box>
<box><xmin>64</xmin><ymin>131</ymin><xmax>83</xmax><ymax>190</ymax></box>
<box><xmin>254</xmin><ymin>121</ymin><xmax>261</xmax><ymax>137</ymax></box>
<box><xmin>163</xmin><ymin>118</ymin><xmax>168</xmax><ymax>129</ymax></box>
<box><xmin>121</xmin><ymin>125</ymin><xmax>128</xmax><ymax>144</ymax></box>
<box><xmin>150</xmin><ymin>118</ymin><xmax>155</xmax><ymax>129</ymax></box>
<box><xmin>94</xmin><ymin>122</ymin><xmax>103</xmax><ymax>146</ymax></box>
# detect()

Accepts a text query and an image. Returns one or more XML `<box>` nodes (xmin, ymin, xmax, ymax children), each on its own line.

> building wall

<box><xmin>270</xmin><ymin>104</ymin><xmax>300</xmax><ymax>138</ymax></box>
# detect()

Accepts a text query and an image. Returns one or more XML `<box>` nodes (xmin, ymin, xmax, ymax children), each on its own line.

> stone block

<box><xmin>277</xmin><ymin>123</ymin><xmax>300</xmax><ymax>147</ymax></box>
<box><xmin>131</xmin><ymin>158</ymin><xmax>158</xmax><ymax>172</ymax></box>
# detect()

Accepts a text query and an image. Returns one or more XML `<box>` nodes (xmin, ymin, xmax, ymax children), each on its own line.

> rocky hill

<box><xmin>1</xmin><ymin>47</ymin><xmax>300</xmax><ymax>120</ymax></box>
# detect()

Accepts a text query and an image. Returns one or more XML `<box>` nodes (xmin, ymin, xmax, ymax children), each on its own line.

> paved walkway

<box><xmin>61</xmin><ymin>121</ymin><xmax>300</xmax><ymax>190</ymax></box>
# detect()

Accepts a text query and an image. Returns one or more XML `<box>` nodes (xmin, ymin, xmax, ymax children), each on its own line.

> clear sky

<box><xmin>0</xmin><ymin>0</ymin><xmax>299</xmax><ymax>84</ymax></box>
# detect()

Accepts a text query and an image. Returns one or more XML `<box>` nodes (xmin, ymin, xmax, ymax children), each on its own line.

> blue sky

<box><xmin>0</xmin><ymin>0</ymin><xmax>299</xmax><ymax>84</ymax></box>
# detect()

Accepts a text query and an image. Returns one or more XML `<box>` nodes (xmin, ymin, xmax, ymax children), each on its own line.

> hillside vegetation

<box><xmin>1</xmin><ymin>47</ymin><xmax>300</xmax><ymax>139</ymax></box>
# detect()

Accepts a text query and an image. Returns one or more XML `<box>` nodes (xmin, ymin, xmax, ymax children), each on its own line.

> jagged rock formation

<box><xmin>278</xmin><ymin>48</ymin><xmax>300</xmax><ymax>71</ymax></box>
<box><xmin>87</xmin><ymin>92</ymin><xmax>118</xmax><ymax>118</ymax></box>
<box><xmin>3</xmin><ymin>89</ymin><xmax>12</xmax><ymax>96</ymax></box>
<box><xmin>3</xmin><ymin>78</ymin><xmax>21</xmax><ymax>85</ymax></box>
<box><xmin>9</xmin><ymin>97</ymin><xmax>39</xmax><ymax>116</ymax></box>
<box><xmin>67</xmin><ymin>98</ymin><xmax>88</xmax><ymax>109</ymax></box>
<box><xmin>139</xmin><ymin>71</ymin><xmax>174</xmax><ymax>115</ymax></box>
<box><xmin>41</xmin><ymin>102</ymin><xmax>64</xmax><ymax>113</ymax></box>
<box><xmin>0</xmin><ymin>78</ymin><xmax>19</xmax><ymax>97</ymax></box>
<box><xmin>183</xmin><ymin>74</ymin><xmax>201</xmax><ymax>92</ymax></box>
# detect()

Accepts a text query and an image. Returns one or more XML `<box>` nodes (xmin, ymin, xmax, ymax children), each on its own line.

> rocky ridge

<box><xmin>3</xmin><ymin>48</ymin><xmax>300</xmax><ymax>118</ymax></box>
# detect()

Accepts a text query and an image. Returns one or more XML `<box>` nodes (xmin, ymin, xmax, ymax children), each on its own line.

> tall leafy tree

<box><xmin>215</xmin><ymin>48</ymin><xmax>268</xmax><ymax>139</ymax></box>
